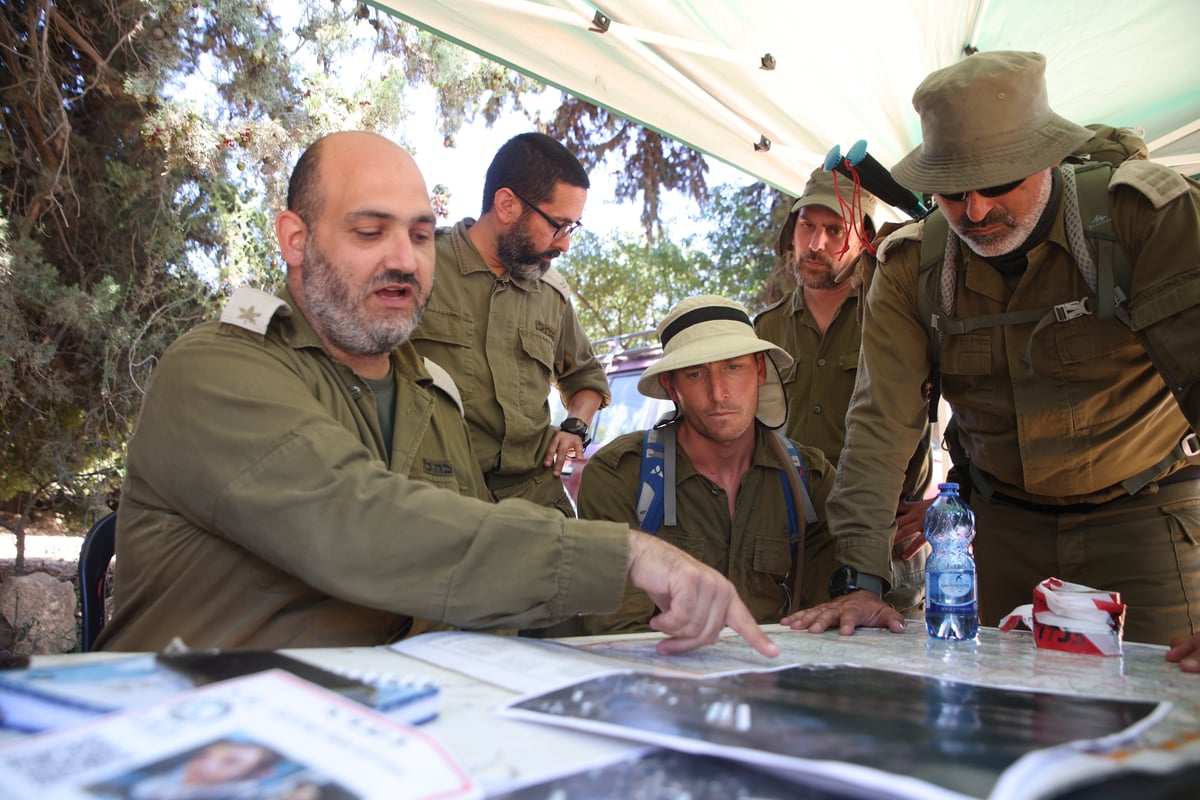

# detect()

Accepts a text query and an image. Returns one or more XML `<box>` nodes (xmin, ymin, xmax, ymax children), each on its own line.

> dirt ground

<box><xmin>0</xmin><ymin>512</ymin><xmax>84</xmax><ymax>587</ymax></box>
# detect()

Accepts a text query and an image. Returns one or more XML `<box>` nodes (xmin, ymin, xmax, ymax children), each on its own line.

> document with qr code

<box><xmin>0</xmin><ymin>668</ymin><xmax>479</xmax><ymax>800</ymax></box>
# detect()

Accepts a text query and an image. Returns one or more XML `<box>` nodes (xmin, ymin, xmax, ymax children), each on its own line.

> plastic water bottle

<box><xmin>924</xmin><ymin>482</ymin><xmax>978</xmax><ymax>640</ymax></box>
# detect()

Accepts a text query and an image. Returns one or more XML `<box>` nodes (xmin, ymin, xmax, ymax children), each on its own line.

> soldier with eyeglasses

<box><xmin>411</xmin><ymin>133</ymin><xmax>609</xmax><ymax>516</ymax></box>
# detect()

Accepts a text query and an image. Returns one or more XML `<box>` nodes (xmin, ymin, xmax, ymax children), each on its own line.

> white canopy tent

<box><xmin>373</xmin><ymin>0</ymin><xmax>1200</xmax><ymax>201</ymax></box>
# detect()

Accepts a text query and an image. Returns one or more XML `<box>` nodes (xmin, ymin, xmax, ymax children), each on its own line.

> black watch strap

<box><xmin>559</xmin><ymin>417</ymin><xmax>592</xmax><ymax>447</ymax></box>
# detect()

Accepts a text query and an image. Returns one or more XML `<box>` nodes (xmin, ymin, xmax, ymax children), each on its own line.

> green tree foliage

<box><xmin>544</xmin><ymin>98</ymin><xmax>710</xmax><ymax>243</ymax></box>
<box><xmin>703</xmin><ymin>181</ymin><xmax>796</xmax><ymax>307</ymax></box>
<box><xmin>553</xmin><ymin>181</ymin><xmax>794</xmax><ymax>346</ymax></box>
<box><xmin>556</xmin><ymin>227</ymin><xmax>760</xmax><ymax>341</ymax></box>
<box><xmin>0</xmin><ymin>0</ymin><xmax>227</xmax><ymax>566</ymax></box>
<box><xmin>0</xmin><ymin>0</ymin><xmax>536</xmax><ymax>565</ymax></box>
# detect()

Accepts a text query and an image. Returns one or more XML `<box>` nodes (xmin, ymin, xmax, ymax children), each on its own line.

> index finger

<box><xmin>722</xmin><ymin>597</ymin><xmax>779</xmax><ymax>657</ymax></box>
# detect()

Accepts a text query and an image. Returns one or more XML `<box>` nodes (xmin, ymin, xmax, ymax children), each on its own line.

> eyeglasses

<box><xmin>509</xmin><ymin>188</ymin><xmax>583</xmax><ymax>240</ymax></box>
<box><xmin>938</xmin><ymin>177</ymin><xmax>1026</xmax><ymax>202</ymax></box>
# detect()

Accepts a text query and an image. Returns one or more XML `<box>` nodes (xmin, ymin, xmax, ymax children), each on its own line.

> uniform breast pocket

<box><xmin>658</xmin><ymin>528</ymin><xmax>706</xmax><ymax>562</ymax></box>
<box><xmin>1052</xmin><ymin>315</ymin><xmax>1144</xmax><ymax>429</ymax></box>
<box><xmin>1053</xmin><ymin>313</ymin><xmax>1139</xmax><ymax>367</ymax></box>
<box><xmin>941</xmin><ymin>331</ymin><xmax>993</xmax><ymax>376</ymax></box>
<box><xmin>752</xmin><ymin>535</ymin><xmax>793</xmax><ymax>582</ymax></box>
<box><xmin>518</xmin><ymin>326</ymin><xmax>555</xmax><ymax>369</ymax></box>
<box><xmin>412</xmin><ymin>309</ymin><xmax>475</xmax><ymax>396</ymax></box>
<box><xmin>413</xmin><ymin>307</ymin><xmax>473</xmax><ymax>348</ymax></box>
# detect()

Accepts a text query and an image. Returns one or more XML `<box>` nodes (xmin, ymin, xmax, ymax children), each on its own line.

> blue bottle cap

<box><xmin>938</xmin><ymin>482</ymin><xmax>959</xmax><ymax>491</ymax></box>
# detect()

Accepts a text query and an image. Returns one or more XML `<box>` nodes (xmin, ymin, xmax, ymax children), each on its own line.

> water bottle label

<box><xmin>936</xmin><ymin>571</ymin><xmax>974</xmax><ymax>601</ymax></box>
<box><xmin>927</xmin><ymin>600</ymin><xmax>978</xmax><ymax>616</ymax></box>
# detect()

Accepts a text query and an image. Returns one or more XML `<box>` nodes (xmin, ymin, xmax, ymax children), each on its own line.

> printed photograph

<box><xmin>84</xmin><ymin>735</ymin><xmax>361</xmax><ymax>800</ymax></box>
<box><xmin>509</xmin><ymin>665</ymin><xmax>1161</xmax><ymax>798</ymax></box>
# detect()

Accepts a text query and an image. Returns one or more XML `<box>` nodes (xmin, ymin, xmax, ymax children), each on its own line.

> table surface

<box><xmin>20</xmin><ymin>622</ymin><xmax>1200</xmax><ymax>796</ymax></box>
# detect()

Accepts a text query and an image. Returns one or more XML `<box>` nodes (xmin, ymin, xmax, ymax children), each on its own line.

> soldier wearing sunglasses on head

<box><xmin>412</xmin><ymin>133</ymin><xmax>609</xmax><ymax>516</ymax></box>
<box><xmin>784</xmin><ymin>51</ymin><xmax>1200</xmax><ymax>656</ymax></box>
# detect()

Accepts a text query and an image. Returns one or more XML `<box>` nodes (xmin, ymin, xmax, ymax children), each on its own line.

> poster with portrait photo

<box><xmin>82</xmin><ymin>734</ymin><xmax>358</xmax><ymax>800</ymax></box>
<box><xmin>0</xmin><ymin>670</ymin><xmax>478</xmax><ymax>800</ymax></box>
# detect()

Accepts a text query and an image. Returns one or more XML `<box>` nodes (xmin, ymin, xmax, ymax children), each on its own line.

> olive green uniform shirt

<box><xmin>755</xmin><ymin>288</ymin><xmax>930</xmax><ymax>607</ymax></box>
<box><xmin>754</xmin><ymin>288</ymin><xmax>932</xmax><ymax>500</ymax></box>
<box><xmin>569</xmin><ymin>425</ymin><xmax>838</xmax><ymax>633</ymax></box>
<box><xmin>411</xmin><ymin>220</ymin><xmax>610</xmax><ymax>510</ymax></box>
<box><xmin>831</xmin><ymin>163</ymin><xmax>1200</xmax><ymax>583</ymax></box>
<box><xmin>98</xmin><ymin>288</ymin><xmax>628</xmax><ymax>651</ymax></box>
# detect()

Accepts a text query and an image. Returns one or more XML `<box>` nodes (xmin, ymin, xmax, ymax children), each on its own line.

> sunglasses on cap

<box><xmin>938</xmin><ymin>177</ymin><xmax>1026</xmax><ymax>202</ymax></box>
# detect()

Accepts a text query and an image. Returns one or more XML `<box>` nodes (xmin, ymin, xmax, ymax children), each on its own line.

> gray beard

<box><xmin>302</xmin><ymin>239</ymin><xmax>427</xmax><ymax>356</ymax></box>
<box><xmin>496</xmin><ymin>218</ymin><xmax>556</xmax><ymax>281</ymax></box>
<box><xmin>953</xmin><ymin>171</ymin><xmax>1054</xmax><ymax>258</ymax></box>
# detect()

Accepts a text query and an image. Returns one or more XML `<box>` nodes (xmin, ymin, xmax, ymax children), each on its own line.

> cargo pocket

<box><xmin>1162</xmin><ymin>498</ymin><xmax>1200</xmax><ymax>547</ymax></box>
<box><xmin>1162</xmin><ymin>498</ymin><xmax>1200</xmax><ymax>622</ymax></box>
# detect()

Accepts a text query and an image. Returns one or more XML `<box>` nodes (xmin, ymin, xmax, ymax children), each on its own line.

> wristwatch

<box><xmin>559</xmin><ymin>417</ymin><xmax>592</xmax><ymax>447</ymax></box>
<box><xmin>828</xmin><ymin>565</ymin><xmax>884</xmax><ymax>598</ymax></box>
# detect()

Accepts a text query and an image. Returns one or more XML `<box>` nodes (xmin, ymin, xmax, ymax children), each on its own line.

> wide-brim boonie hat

<box><xmin>776</xmin><ymin>168</ymin><xmax>879</xmax><ymax>256</ymax></box>
<box><xmin>638</xmin><ymin>295</ymin><xmax>793</xmax><ymax>429</ymax></box>
<box><xmin>892</xmin><ymin>51</ymin><xmax>1093</xmax><ymax>195</ymax></box>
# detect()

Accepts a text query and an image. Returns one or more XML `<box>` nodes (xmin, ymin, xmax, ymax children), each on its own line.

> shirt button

<box><xmin>817</xmin><ymin>358</ymin><xmax>827</xmax><ymax>367</ymax></box>
<box><xmin>351</xmin><ymin>386</ymin><xmax>362</xmax><ymax>399</ymax></box>
<box><xmin>813</xmin><ymin>405</ymin><xmax>823</xmax><ymax>415</ymax></box>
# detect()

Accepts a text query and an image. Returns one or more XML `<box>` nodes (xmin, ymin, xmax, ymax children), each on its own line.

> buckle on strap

<box><xmin>1183</xmin><ymin>432</ymin><xmax>1200</xmax><ymax>459</ymax></box>
<box><xmin>1053</xmin><ymin>298</ymin><xmax>1093</xmax><ymax>323</ymax></box>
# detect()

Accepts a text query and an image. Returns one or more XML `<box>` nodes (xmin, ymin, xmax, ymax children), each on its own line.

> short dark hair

<box><xmin>287</xmin><ymin>137</ymin><xmax>326</xmax><ymax>227</ymax></box>
<box><xmin>481</xmin><ymin>132</ymin><xmax>589</xmax><ymax>213</ymax></box>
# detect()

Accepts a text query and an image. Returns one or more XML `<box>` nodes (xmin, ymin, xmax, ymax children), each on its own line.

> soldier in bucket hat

<box><xmin>755</xmin><ymin>168</ymin><xmax>934</xmax><ymax>613</ymax></box>
<box><xmin>784</xmin><ymin>51</ymin><xmax>1200</xmax><ymax>651</ymax></box>
<box><xmin>547</xmin><ymin>295</ymin><xmax>842</xmax><ymax>635</ymax></box>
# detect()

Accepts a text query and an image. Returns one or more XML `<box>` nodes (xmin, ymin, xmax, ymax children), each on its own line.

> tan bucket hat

<box><xmin>891</xmin><ymin>51</ymin><xmax>1093</xmax><ymax>195</ymax></box>
<box><xmin>776</xmin><ymin>168</ymin><xmax>879</xmax><ymax>255</ymax></box>
<box><xmin>638</xmin><ymin>295</ymin><xmax>793</xmax><ymax>429</ymax></box>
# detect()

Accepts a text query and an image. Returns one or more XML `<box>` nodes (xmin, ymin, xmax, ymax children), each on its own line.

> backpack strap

<box><xmin>636</xmin><ymin>424</ymin><xmax>814</xmax><ymax>553</ymax></box>
<box><xmin>767</xmin><ymin>431</ymin><xmax>814</xmax><ymax>611</ymax></box>
<box><xmin>916</xmin><ymin>211</ymin><xmax>948</xmax><ymax>423</ymax></box>
<box><xmin>635</xmin><ymin>424</ymin><xmax>674</xmax><ymax>533</ymax></box>
<box><xmin>1063</xmin><ymin>162</ymin><xmax>1132</xmax><ymax>325</ymax></box>
<box><xmin>1120</xmin><ymin>432</ymin><xmax>1200</xmax><ymax>495</ymax></box>
<box><xmin>768</xmin><ymin>430</ymin><xmax>817</xmax><ymax>533</ymax></box>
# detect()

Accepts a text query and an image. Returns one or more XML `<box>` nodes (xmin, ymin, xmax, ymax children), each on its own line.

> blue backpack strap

<box><xmin>768</xmin><ymin>431</ymin><xmax>818</xmax><ymax>557</ymax></box>
<box><xmin>636</xmin><ymin>426</ymin><xmax>669</xmax><ymax>533</ymax></box>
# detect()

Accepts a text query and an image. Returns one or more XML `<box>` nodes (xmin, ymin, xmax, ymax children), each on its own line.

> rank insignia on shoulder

<box><xmin>219</xmin><ymin>287</ymin><xmax>291</xmax><ymax>335</ymax></box>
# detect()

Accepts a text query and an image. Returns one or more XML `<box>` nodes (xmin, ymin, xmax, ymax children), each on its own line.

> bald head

<box><xmin>288</xmin><ymin>131</ymin><xmax>431</xmax><ymax>228</ymax></box>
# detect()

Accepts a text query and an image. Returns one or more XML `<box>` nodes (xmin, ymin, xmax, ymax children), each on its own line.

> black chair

<box><xmin>78</xmin><ymin>511</ymin><xmax>117</xmax><ymax>652</ymax></box>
